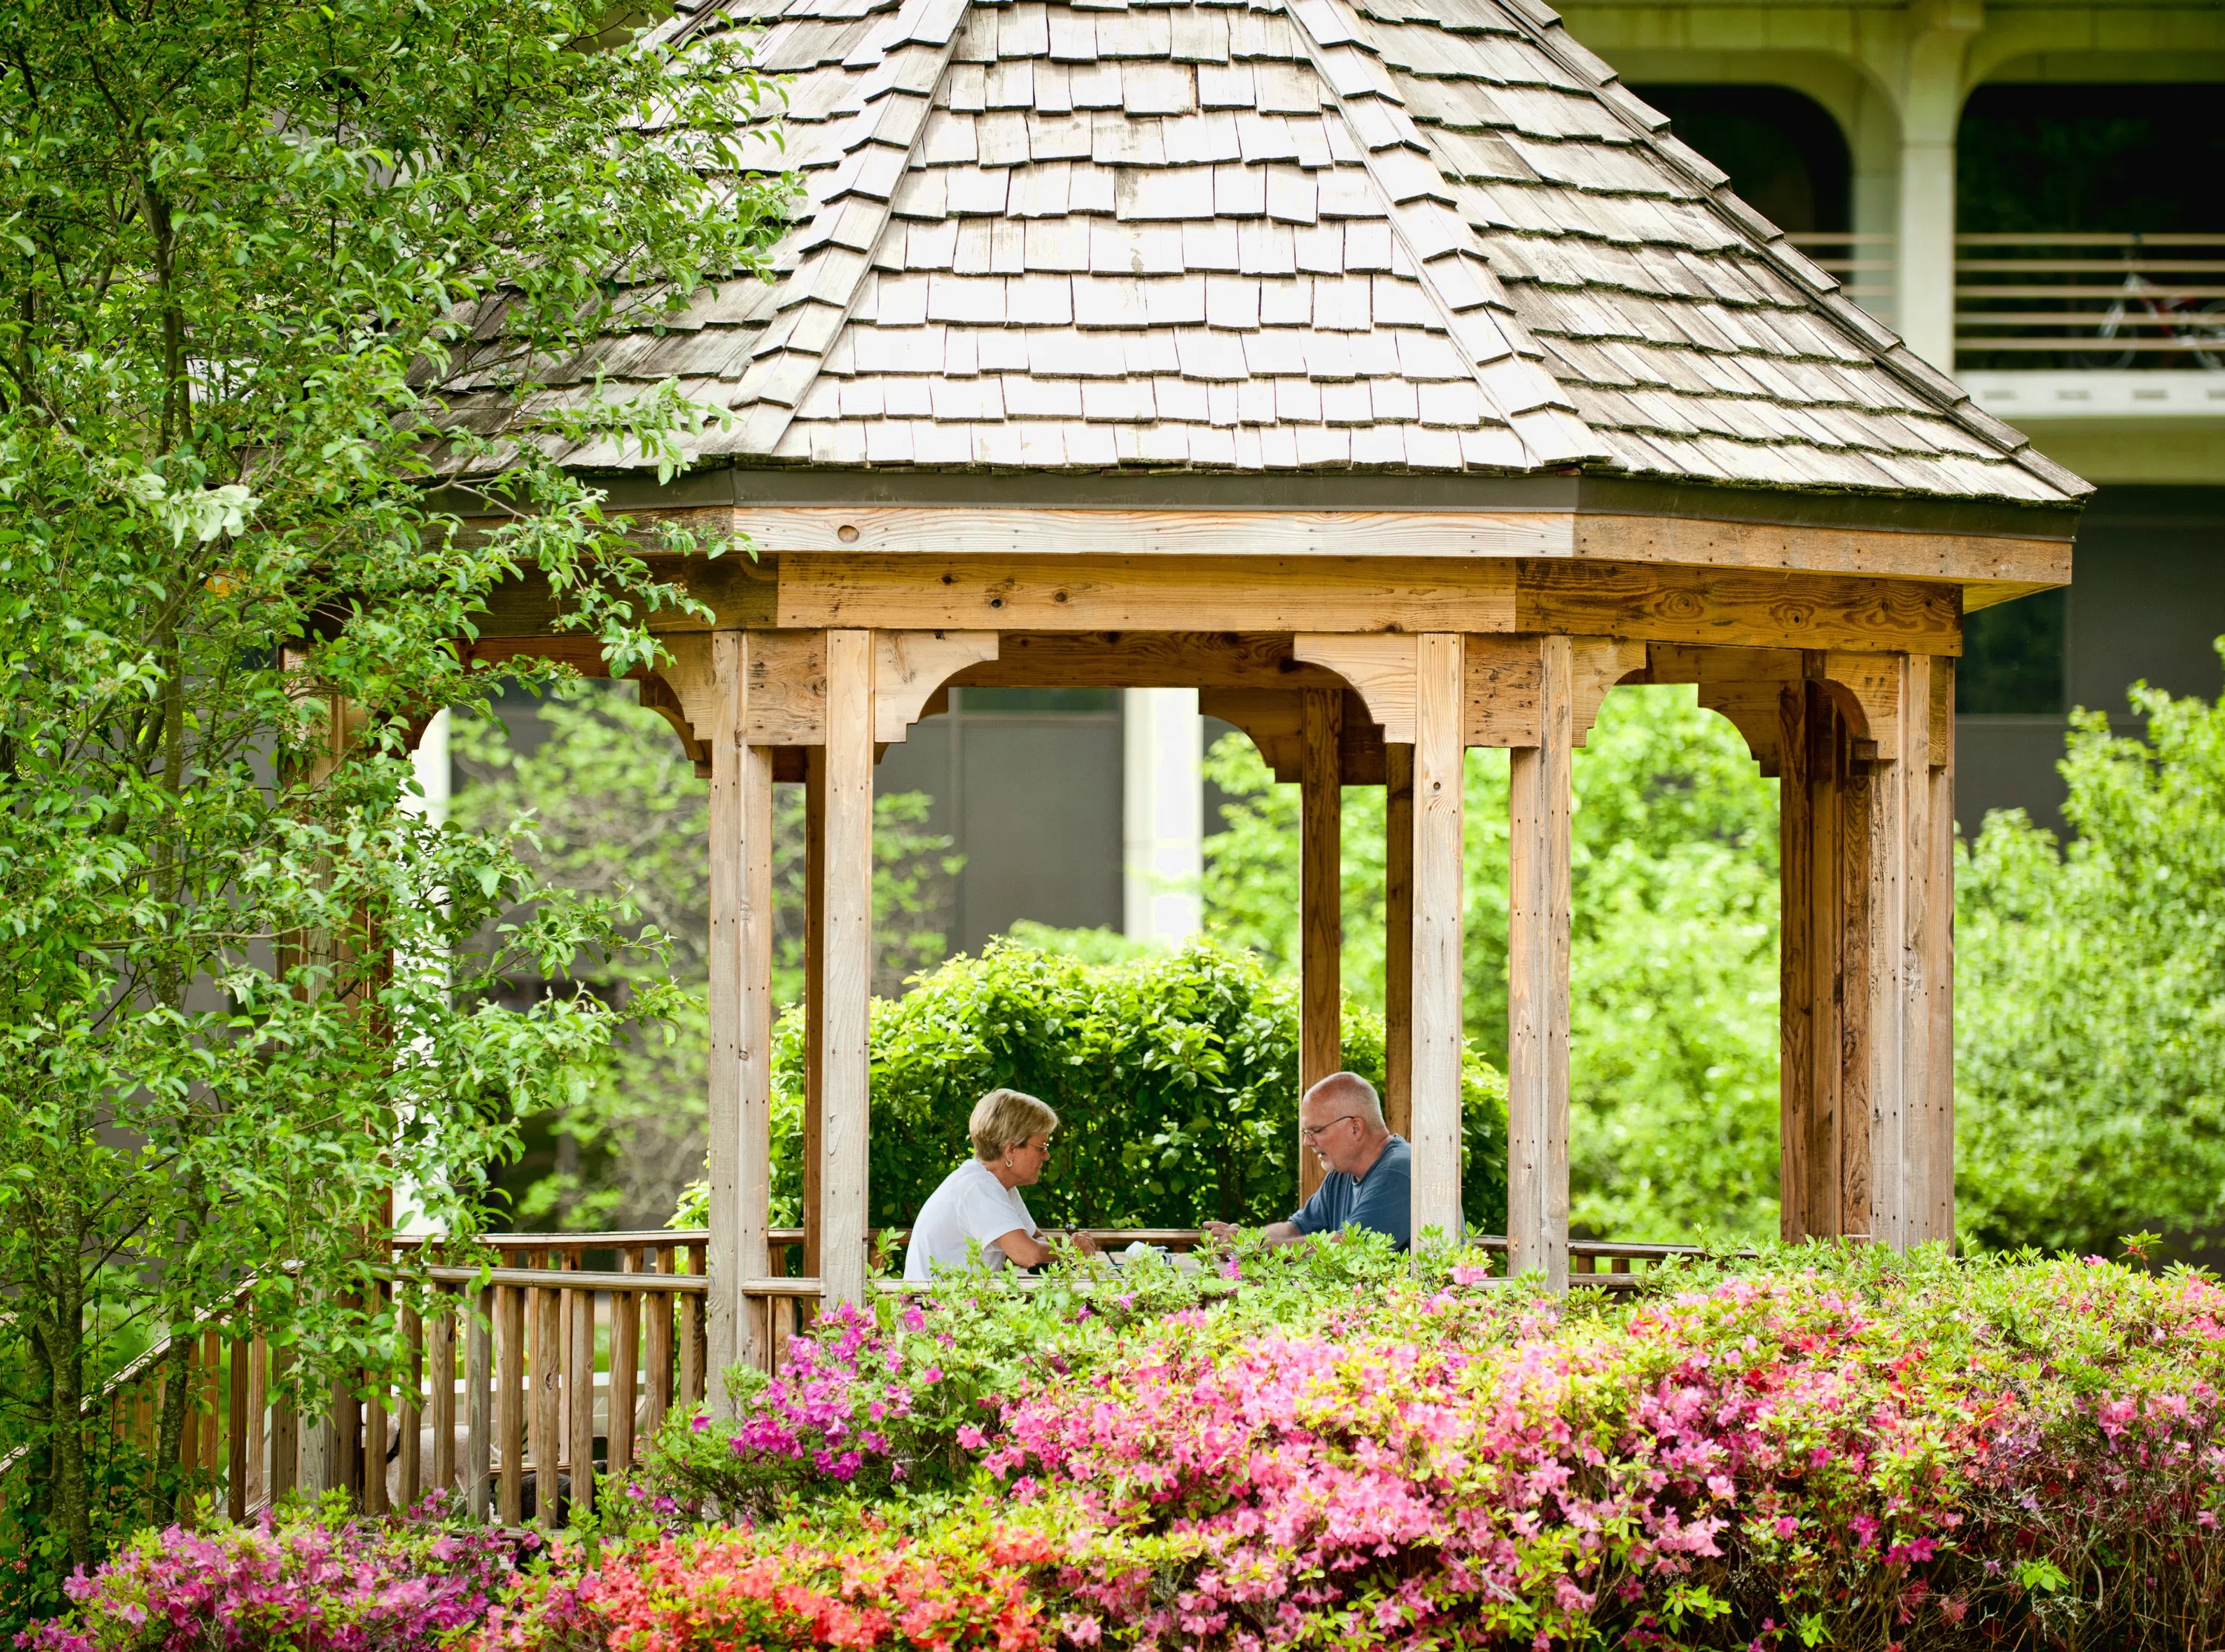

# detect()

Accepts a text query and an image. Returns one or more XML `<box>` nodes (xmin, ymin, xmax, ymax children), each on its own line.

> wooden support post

<box><xmin>1299</xmin><ymin>687</ymin><xmax>1343</xmax><ymax>1202</ymax></box>
<box><xmin>820</xmin><ymin>630</ymin><xmax>875</xmax><ymax>1306</ymax></box>
<box><xmin>802</xmin><ymin>750</ymin><xmax>826</xmax><ymax>1288</ymax></box>
<box><xmin>1508</xmin><ymin>635</ymin><xmax>1572</xmax><ymax>1291</ymax></box>
<box><xmin>467</xmin><ymin>1289</ymin><xmax>492</xmax><ymax>1522</ymax></box>
<box><xmin>532</xmin><ymin>1286</ymin><xmax>560</xmax><ymax>1526</ymax></box>
<box><xmin>1408</xmin><ymin>634</ymin><xmax>1466</xmax><ymax>1254</ymax></box>
<box><xmin>397</xmin><ymin>1305</ymin><xmax>421</xmax><ymax>1510</ymax></box>
<box><xmin>495</xmin><ymin>1285</ymin><xmax>522</xmax><ymax>1525</ymax></box>
<box><xmin>706</xmin><ymin>632</ymin><xmax>778</xmax><ymax>1395</ymax></box>
<box><xmin>1777</xmin><ymin>681</ymin><xmax>1820</xmax><ymax>1243</ymax></box>
<box><xmin>1382</xmin><ymin>743</ymin><xmax>1414</xmax><ymax>1143</ymax></box>
<box><xmin>1925</xmin><ymin>661</ymin><xmax>1956</xmax><ymax>1249</ymax></box>
<box><xmin>226</xmin><ymin>1316</ymin><xmax>250</xmax><ymax>1523</ymax></box>
<box><xmin>268</xmin><ymin>1343</ymin><xmax>297</xmax><ymax>1502</ymax></box>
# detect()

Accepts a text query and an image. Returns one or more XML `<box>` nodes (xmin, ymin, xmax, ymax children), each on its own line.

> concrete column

<box><xmin>1895</xmin><ymin>0</ymin><xmax>1982</xmax><ymax>370</ymax></box>
<box><xmin>1121</xmin><ymin>687</ymin><xmax>1203</xmax><ymax>944</ymax></box>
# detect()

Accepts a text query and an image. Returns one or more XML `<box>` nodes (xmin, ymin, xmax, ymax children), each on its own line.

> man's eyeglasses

<box><xmin>1298</xmin><ymin>1115</ymin><xmax>1361</xmax><ymax>1144</ymax></box>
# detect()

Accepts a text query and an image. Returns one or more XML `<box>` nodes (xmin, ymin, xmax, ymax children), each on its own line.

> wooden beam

<box><xmin>1516</xmin><ymin>562</ymin><xmax>1962</xmax><ymax>656</ymax></box>
<box><xmin>778</xmin><ymin>555</ymin><xmax>1518</xmax><ymax>635</ymax></box>
<box><xmin>1570</xmin><ymin>510</ymin><xmax>2068</xmax><ymax>592</ymax></box>
<box><xmin>1506</xmin><ymin>636</ymin><xmax>1573</xmax><ymax>1290</ymax></box>
<box><xmin>472</xmin><ymin>554</ymin><xmax>777</xmax><ymax>639</ymax></box>
<box><xmin>952</xmin><ymin>632</ymin><xmax>1346</xmax><ymax>692</ymax></box>
<box><xmin>705</xmin><ymin>633</ymin><xmax>777</xmax><ymax>1390</ymax></box>
<box><xmin>733</xmin><ymin>504</ymin><xmax>1576</xmax><ymax>560</ymax></box>
<box><xmin>1299</xmin><ymin>689</ymin><xmax>1342</xmax><ymax>1205</ymax></box>
<box><xmin>820</xmin><ymin>630</ymin><xmax>875</xmax><ymax>1306</ymax></box>
<box><xmin>1383</xmin><ymin>743</ymin><xmax>1414</xmax><ymax>1144</ymax></box>
<box><xmin>1409</xmin><ymin>634</ymin><xmax>1466</xmax><ymax>1255</ymax></box>
<box><xmin>1464</xmin><ymin>635</ymin><xmax>1541</xmax><ymax>747</ymax></box>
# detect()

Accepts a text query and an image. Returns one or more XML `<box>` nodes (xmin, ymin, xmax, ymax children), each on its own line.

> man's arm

<box><xmin>1202</xmin><ymin>1219</ymin><xmax>1308</xmax><ymax>1248</ymax></box>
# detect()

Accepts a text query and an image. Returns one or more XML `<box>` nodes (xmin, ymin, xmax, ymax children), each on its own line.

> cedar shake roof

<box><xmin>435</xmin><ymin>0</ymin><xmax>2090</xmax><ymax>506</ymax></box>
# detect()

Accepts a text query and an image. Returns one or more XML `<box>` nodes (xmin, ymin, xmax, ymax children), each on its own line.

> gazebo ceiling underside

<box><xmin>434</xmin><ymin>0</ymin><xmax>2089</xmax><ymax>519</ymax></box>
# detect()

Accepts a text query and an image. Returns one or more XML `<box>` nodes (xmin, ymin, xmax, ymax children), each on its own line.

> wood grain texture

<box><xmin>1838</xmin><ymin>733</ymin><xmax>1875</xmax><ymax>1243</ymax></box>
<box><xmin>1822</xmin><ymin>650</ymin><xmax>1902</xmax><ymax>759</ymax></box>
<box><xmin>1777</xmin><ymin>684</ymin><xmax>1814</xmax><ymax>1243</ymax></box>
<box><xmin>1299</xmin><ymin>689</ymin><xmax>1343</xmax><ymax>1206</ymax></box>
<box><xmin>1506</xmin><ymin>636</ymin><xmax>1572</xmax><ymax>1292</ymax></box>
<box><xmin>1926</xmin><ymin>661</ymin><xmax>1957</xmax><ymax>1249</ymax></box>
<box><xmin>951</xmin><ymin>632</ymin><xmax>1347</xmax><ymax>692</ymax></box>
<box><xmin>1293</xmin><ymin>635</ymin><xmax>1417</xmax><ymax>741</ymax></box>
<box><xmin>428</xmin><ymin>1305</ymin><xmax>454</xmax><ymax>1497</ymax></box>
<box><xmin>779</xmin><ymin>555</ymin><xmax>1519</xmax><ymax>635</ymax></box>
<box><xmin>876</xmin><ymin>631</ymin><xmax>999</xmax><ymax>741</ymax></box>
<box><xmin>567</xmin><ymin>1289</ymin><xmax>596</xmax><ymax>1516</ymax></box>
<box><xmin>1888</xmin><ymin>655</ymin><xmax>1931</xmax><ymax>1252</ymax></box>
<box><xmin>464</xmin><ymin>1296</ymin><xmax>490</xmax><ymax>1521</ymax></box>
<box><xmin>533</xmin><ymin>1286</ymin><xmax>561</xmax><ymax>1527</ymax></box>
<box><xmin>802</xmin><ymin>753</ymin><xmax>826</xmax><ymax>1285</ymax></box>
<box><xmin>471</xmin><ymin>552</ymin><xmax>777</xmax><ymax>641</ymax></box>
<box><xmin>1197</xmin><ymin>687</ymin><xmax>1385</xmax><ymax>784</ymax></box>
<box><xmin>1809</xmin><ymin>687</ymin><xmax>1845</xmax><ymax>1241</ymax></box>
<box><xmin>608</xmin><ymin>1269</ymin><xmax>638</xmax><ymax>1476</ymax></box>
<box><xmin>820</xmin><ymin>630</ymin><xmax>876</xmax><ymax>1307</ymax></box>
<box><xmin>496</xmin><ymin>1286</ymin><xmax>523</xmax><ymax>1526</ymax></box>
<box><xmin>1409</xmin><ymin>635</ymin><xmax>1466</xmax><ymax>1255</ymax></box>
<box><xmin>395</xmin><ymin>1309</ymin><xmax>421</xmax><ymax>1512</ymax></box>
<box><xmin>1383</xmin><ymin>743</ymin><xmax>1414</xmax><ymax>1145</ymax></box>
<box><xmin>1464</xmin><ymin>635</ymin><xmax>1540</xmax><ymax>747</ymax></box>
<box><xmin>704</xmin><ymin>632</ymin><xmax>745</xmax><ymax>1394</ymax></box>
<box><xmin>738</xmin><ymin>741</ymin><xmax>777</xmax><ymax>1365</ymax></box>
<box><xmin>1572</xmin><ymin>512</ymin><xmax>2069</xmax><ymax>592</ymax></box>
<box><xmin>1571</xmin><ymin>638</ymin><xmax>1648</xmax><ymax>747</ymax></box>
<box><xmin>743</xmin><ymin>632</ymin><xmax>829</xmax><ymax>745</ymax></box>
<box><xmin>734</xmin><ymin>506</ymin><xmax>1575</xmax><ymax>561</ymax></box>
<box><xmin>1517</xmin><ymin>562</ymin><xmax>1962</xmax><ymax>656</ymax></box>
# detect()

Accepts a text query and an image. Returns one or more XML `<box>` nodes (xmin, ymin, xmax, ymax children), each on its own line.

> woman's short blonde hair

<box><xmin>970</xmin><ymin>1088</ymin><xmax>1058</xmax><ymax>1161</ymax></box>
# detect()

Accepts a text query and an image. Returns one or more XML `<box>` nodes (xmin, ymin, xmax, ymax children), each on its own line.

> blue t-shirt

<box><xmin>1290</xmin><ymin>1134</ymin><xmax>1411</xmax><ymax>1250</ymax></box>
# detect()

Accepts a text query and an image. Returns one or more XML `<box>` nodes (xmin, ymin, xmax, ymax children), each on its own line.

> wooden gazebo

<box><xmin>443</xmin><ymin>0</ymin><xmax>2085</xmax><ymax>1369</ymax></box>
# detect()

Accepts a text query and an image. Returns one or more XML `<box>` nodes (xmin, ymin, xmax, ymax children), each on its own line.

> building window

<box><xmin>1958</xmin><ymin>590</ymin><xmax>2066</xmax><ymax>715</ymax></box>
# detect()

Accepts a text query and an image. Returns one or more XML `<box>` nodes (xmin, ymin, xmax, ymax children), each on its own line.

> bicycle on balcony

<box><xmin>2087</xmin><ymin>260</ymin><xmax>2225</xmax><ymax>370</ymax></box>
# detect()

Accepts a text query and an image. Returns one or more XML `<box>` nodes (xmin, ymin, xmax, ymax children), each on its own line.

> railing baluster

<box><xmin>467</xmin><ymin>1286</ymin><xmax>492</xmax><ymax>1522</ymax></box>
<box><xmin>227</xmin><ymin>1301</ymin><xmax>250</xmax><ymax>1522</ymax></box>
<box><xmin>497</xmin><ymin>1283</ymin><xmax>524</xmax><ymax>1527</ymax></box>
<box><xmin>567</xmin><ymin>1286</ymin><xmax>596</xmax><ymax>1516</ymax></box>
<box><xmin>430</xmin><ymin>1292</ymin><xmax>457</xmax><ymax>1498</ymax></box>
<box><xmin>533</xmin><ymin>1283</ymin><xmax>561</xmax><ymax>1527</ymax></box>
<box><xmin>269</xmin><ymin>1343</ymin><xmax>298</xmax><ymax>1501</ymax></box>
<box><xmin>609</xmin><ymin>1250</ymin><xmax>638</xmax><ymax>1475</ymax></box>
<box><xmin>680</xmin><ymin>1242</ymin><xmax>706</xmax><ymax>1409</ymax></box>
<box><xmin>362</xmin><ymin>1285</ymin><xmax>388</xmax><ymax>1517</ymax></box>
<box><xmin>646</xmin><ymin>1246</ymin><xmax>674</xmax><ymax>1436</ymax></box>
<box><xmin>245</xmin><ymin>1331</ymin><xmax>268</xmax><ymax>1513</ymax></box>
<box><xmin>398</xmin><ymin>1304</ymin><xmax>423</xmax><ymax>1510</ymax></box>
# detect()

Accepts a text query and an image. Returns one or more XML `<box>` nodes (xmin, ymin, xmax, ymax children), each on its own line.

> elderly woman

<box><xmin>903</xmin><ymin>1088</ymin><xmax>1099</xmax><ymax>1281</ymax></box>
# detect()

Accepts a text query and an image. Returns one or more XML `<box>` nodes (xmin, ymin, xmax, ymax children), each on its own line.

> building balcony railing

<box><xmin>1788</xmin><ymin>232</ymin><xmax>2225</xmax><ymax>377</ymax></box>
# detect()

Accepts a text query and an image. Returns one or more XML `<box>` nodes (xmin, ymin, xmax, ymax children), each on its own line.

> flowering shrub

<box><xmin>475</xmin><ymin>1507</ymin><xmax>1065</xmax><ymax>1652</ymax></box>
<box><xmin>17</xmin><ymin>1495</ymin><xmax>526</xmax><ymax>1652</ymax></box>
<box><xmin>24</xmin><ymin>1249</ymin><xmax>2225</xmax><ymax>1652</ymax></box>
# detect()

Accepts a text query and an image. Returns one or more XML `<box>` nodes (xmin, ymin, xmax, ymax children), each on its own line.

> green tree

<box><xmin>1957</xmin><ymin>654</ymin><xmax>2225</xmax><ymax>1258</ymax></box>
<box><xmin>0</xmin><ymin>0</ymin><xmax>786</xmax><ymax>1599</ymax></box>
<box><xmin>449</xmin><ymin>684</ymin><xmax>960</xmax><ymax>1229</ymax></box>
<box><xmin>1202</xmin><ymin>687</ymin><xmax>1781</xmax><ymax>1243</ymax></box>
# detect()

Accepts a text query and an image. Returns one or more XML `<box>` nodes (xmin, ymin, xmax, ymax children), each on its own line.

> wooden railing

<box><xmin>1790</xmin><ymin>231</ymin><xmax>2225</xmax><ymax>370</ymax></box>
<box><xmin>4</xmin><ymin>1227</ymin><xmax>1730</xmax><ymax>1526</ymax></box>
<box><xmin>1954</xmin><ymin>233</ymin><xmax>2225</xmax><ymax>366</ymax></box>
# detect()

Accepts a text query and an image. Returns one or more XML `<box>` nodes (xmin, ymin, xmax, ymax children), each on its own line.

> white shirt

<box><xmin>903</xmin><ymin>1158</ymin><xmax>1037</xmax><ymax>1282</ymax></box>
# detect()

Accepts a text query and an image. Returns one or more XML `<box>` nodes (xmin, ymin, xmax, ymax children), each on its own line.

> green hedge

<box><xmin>684</xmin><ymin>938</ymin><xmax>1508</xmax><ymax>1235</ymax></box>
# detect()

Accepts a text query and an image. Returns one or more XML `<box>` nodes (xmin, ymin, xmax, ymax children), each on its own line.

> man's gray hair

<box><xmin>1306</xmin><ymin>1071</ymin><xmax>1385</xmax><ymax>1130</ymax></box>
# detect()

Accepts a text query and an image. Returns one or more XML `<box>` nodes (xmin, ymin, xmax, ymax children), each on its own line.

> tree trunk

<box><xmin>150</xmin><ymin>1327</ymin><xmax>194</xmax><ymax>1526</ymax></box>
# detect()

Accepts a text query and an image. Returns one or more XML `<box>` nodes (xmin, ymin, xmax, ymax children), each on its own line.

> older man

<box><xmin>1206</xmin><ymin>1071</ymin><xmax>1411</xmax><ymax>1251</ymax></box>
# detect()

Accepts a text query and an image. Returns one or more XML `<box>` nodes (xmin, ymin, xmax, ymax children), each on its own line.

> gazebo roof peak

<box><xmin>452</xmin><ymin>0</ymin><xmax>2087</xmax><ymax>507</ymax></box>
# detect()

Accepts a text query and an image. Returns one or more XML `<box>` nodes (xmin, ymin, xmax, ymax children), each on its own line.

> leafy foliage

<box><xmin>449</xmin><ymin>688</ymin><xmax>957</xmax><ymax>1229</ymax></box>
<box><xmin>1204</xmin><ymin>687</ymin><xmax>1780</xmax><ymax>1243</ymax></box>
<box><xmin>0</xmin><ymin>0</ymin><xmax>790</xmax><ymax>1599</ymax></box>
<box><xmin>699</xmin><ymin>938</ymin><xmax>1509</xmax><ymax>1236</ymax></box>
<box><xmin>1957</xmin><ymin>653</ymin><xmax>2225</xmax><ymax>1258</ymax></box>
